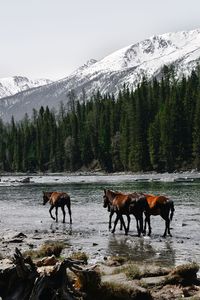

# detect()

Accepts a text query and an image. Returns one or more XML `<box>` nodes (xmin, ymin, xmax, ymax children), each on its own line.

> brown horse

<box><xmin>103</xmin><ymin>189</ymin><xmax>148</xmax><ymax>236</ymax></box>
<box><xmin>43</xmin><ymin>192</ymin><xmax>72</xmax><ymax>224</ymax></box>
<box><xmin>143</xmin><ymin>194</ymin><xmax>174</xmax><ymax>237</ymax></box>
<box><xmin>103</xmin><ymin>189</ymin><xmax>129</xmax><ymax>235</ymax></box>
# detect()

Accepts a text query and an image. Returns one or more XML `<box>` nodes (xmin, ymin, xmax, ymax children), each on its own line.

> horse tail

<box><xmin>66</xmin><ymin>194</ymin><xmax>71</xmax><ymax>206</ymax></box>
<box><xmin>169</xmin><ymin>200</ymin><xmax>175</xmax><ymax>221</ymax></box>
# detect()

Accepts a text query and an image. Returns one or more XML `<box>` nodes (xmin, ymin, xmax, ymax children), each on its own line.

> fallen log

<box><xmin>0</xmin><ymin>248</ymin><xmax>89</xmax><ymax>300</ymax></box>
<box><xmin>0</xmin><ymin>248</ymin><xmax>38</xmax><ymax>300</ymax></box>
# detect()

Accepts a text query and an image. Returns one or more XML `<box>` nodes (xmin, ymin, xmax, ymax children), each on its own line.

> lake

<box><xmin>0</xmin><ymin>173</ymin><xmax>200</xmax><ymax>267</ymax></box>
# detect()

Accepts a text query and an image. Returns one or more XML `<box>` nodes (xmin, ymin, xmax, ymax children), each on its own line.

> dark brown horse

<box><xmin>43</xmin><ymin>192</ymin><xmax>72</xmax><ymax>224</ymax></box>
<box><xmin>103</xmin><ymin>189</ymin><xmax>129</xmax><ymax>235</ymax></box>
<box><xmin>103</xmin><ymin>189</ymin><xmax>148</xmax><ymax>236</ymax></box>
<box><xmin>143</xmin><ymin>194</ymin><xmax>174</xmax><ymax>237</ymax></box>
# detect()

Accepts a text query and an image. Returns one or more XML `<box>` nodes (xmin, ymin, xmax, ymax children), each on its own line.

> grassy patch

<box><xmin>109</xmin><ymin>256</ymin><xmax>127</xmax><ymax>265</ymax></box>
<box><xmin>111</xmin><ymin>264</ymin><xmax>142</xmax><ymax>279</ymax></box>
<box><xmin>124</xmin><ymin>264</ymin><xmax>142</xmax><ymax>280</ymax></box>
<box><xmin>170</xmin><ymin>262</ymin><xmax>199</xmax><ymax>278</ymax></box>
<box><xmin>69</xmin><ymin>251</ymin><xmax>88</xmax><ymax>264</ymax></box>
<box><xmin>112</xmin><ymin>263</ymin><xmax>170</xmax><ymax>280</ymax></box>
<box><xmin>97</xmin><ymin>282</ymin><xmax>152</xmax><ymax>300</ymax></box>
<box><xmin>160</xmin><ymin>262</ymin><xmax>199</xmax><ymax>286</ymax></box>
<box><xmin>111</xmin><ymin>263</ymin><xmax>142</xmax><ymax>279</ymax></box>
<box><xmin>24</xmin><ymin>241</ymin><xmax>65</xmax><ymax>259</ymax></box>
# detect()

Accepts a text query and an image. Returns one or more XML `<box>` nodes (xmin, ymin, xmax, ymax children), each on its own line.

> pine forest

<box><xmin>0</xmin><ymin>66</ymin><xmax>200</xmax><ymax>173</ymax></box>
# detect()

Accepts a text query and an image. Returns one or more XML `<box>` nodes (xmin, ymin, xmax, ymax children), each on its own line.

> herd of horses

<box><xmin>43</xmin><ymin>189</ymin><xmax>175</xmax><ymax>237</ymax></box>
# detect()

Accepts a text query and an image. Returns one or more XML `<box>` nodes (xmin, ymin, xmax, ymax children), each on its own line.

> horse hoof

<box><xmin>111</xmin><ymin>230</ymin><xmax>115</xmax><ymax>234</ymax></box>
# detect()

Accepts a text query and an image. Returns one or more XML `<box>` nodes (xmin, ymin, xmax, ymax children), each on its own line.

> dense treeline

<box><xmin>0</xmin><ymin>66</ymin><xmax>200</xmax><ymax>173</ymax></box>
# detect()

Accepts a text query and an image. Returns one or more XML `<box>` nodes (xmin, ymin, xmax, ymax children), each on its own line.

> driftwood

<box><xmin>0</xmin><ymin>248</ymin><xmax>94</xmax><ymax>300</ymax></box>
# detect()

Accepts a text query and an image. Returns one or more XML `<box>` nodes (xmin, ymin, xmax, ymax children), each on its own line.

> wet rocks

<box><xmin>2</xmin><ymin>231</ymin><xmax>27</xmax><ymax>245</ymax></box>
<box><xmin>13</xmin><ymin>232</ymin><xmax>27</xmax><ymax>239</ymax></box>
<box><xmin>99</xmin><ymin>258</ymin><xmax>200</xmax><ymax>300</ymax></box>
<box><xmin>36</xmin><ymin>254</ymin><xmax>58</xmax><ymax>267</ymax></box>
<box><xmin>20</xmin><ymin>177</ymin><xmax>31</xmax><ymax>183</ymax></box>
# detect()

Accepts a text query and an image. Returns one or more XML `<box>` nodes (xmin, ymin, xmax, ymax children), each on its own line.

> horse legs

<box><xmin>162</xmin><ymin>219</ymin><xmax>168</xmax><ymax>237</ymax></box>
<box><xmin>55</xmin><ymin>206</ymin><xmax>58</xmax><ymax>223</ymax></box>
<box><xmin>61</xmin><ymin>206</ymin><xmax>66</xmax><ymax>223</ymax></box>
<box><xmin>111</xmin><ymin>214</ymin><xmax>119</xmax><ymax>234</ymax></box>
<box><xmin>161</xmin><ymin>214</ymin><xmax>172</xmax><ymax>237</ymax></box>
<box><xmin>135</xmin><ymin>217</ymin><xmax>140</xmax><ymax>236</ymax></box>
<box><xmin>135</xmin><ymin>214</ymin><xmax>143</xmax><ymax>237</ymax></box>
<box><xmin>143</xmin><ymin>215</ymin><xmax>147</xmax><ymax>235</ymax></box>
<box><xmin>120</xmin><ymin>219</ymin><xmax>123</xmax><ymax>230</ymax></box>
<box><xmin>49</xmin><ymin>205</ymin><xmax>55</xmax><ymax>220</ymax></box>
<box><xmin>126</xmin><ymin>215</ymin><xmax>130</xmax><ymax>234</ymax></box>
<box><xmin>67</xmin><ymin>204</ymin><xmax>72</xmax><ymax>224</ymax></box>
<box><xmin>112</xmin><ymin>213</ymin><xmax>127</xmax><ymax>235</ymax></box>
<box><xmin>109</xmin><ymin>210</ymin><xmax>114</xmax><ymax>230</ymax></box>
<box><xmin>167</xmin><ymin>218</ymin><xmax>172</xmax><ymax>236</ymax></box>
<box><xmin>139</xmin><ymin>214</ymin><xmax>143</xmax><ymax>237</ymax></box>
<box><xmin>144</xmin><ymin>214</ymin><xmax>151</xmax><ymax>236</ymax></box>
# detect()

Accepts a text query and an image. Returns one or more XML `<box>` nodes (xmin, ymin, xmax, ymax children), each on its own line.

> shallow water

<box><xmin>0</xmin><ymin>174</ymin><xmax>200</xmax><ymax>267</ymax></box>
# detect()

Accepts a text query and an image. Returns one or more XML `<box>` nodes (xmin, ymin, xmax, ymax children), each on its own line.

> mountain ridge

<box><xmin>1</xmin><ymin>28</ymin><xmax>200</xmax><ymax>121</ymax></box>
<box><xmin>0</xmin><ymin>76</ymin><xmax>52</xmax><ymax>100</ymax></box>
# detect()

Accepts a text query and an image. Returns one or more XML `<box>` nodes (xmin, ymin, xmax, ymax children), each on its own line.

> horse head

<box><xmin>103</xmin><ymin>189</ymin><xmax>109</xmax><ymax>208</ymax></box>
<box><xmin>103</xmin><ymin>189</ymin><xmax>118</xmax><ymax>209</ymax></box>
<box><xmin>43</xmin><ymin>192</ymin><xmax>52</xmax><ymax>205</ymax></box>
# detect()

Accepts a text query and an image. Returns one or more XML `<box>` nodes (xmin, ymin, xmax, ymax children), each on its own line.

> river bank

<box><xmin>0</xmin><ymin>170</ymin><xmax>200</xmax><ymax>184</ymax></box>
<box><xmin>0</xmin><ymin>239</ymin><xmax>199</xmax><ymax>300</ymax></box>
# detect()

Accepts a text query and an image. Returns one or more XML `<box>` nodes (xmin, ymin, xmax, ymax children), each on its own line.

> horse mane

<box><xmin>107</xmin><ymin>189</ymin><xmax>128</xmax><ymax>198</ymax></box>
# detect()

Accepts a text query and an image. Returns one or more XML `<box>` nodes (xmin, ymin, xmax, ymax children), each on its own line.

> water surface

<box><xmin>0</xmin><ymin>174</ymin><xmax>199</xmax><ymax>267</ymax></box>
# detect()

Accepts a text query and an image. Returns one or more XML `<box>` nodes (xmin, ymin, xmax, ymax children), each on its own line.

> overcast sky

<box><xmin>0</xmin><ymin>0</ymin><xmax>200</xmax><ymax>80</ymax></box>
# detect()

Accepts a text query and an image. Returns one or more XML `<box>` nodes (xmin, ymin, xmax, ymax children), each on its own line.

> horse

<box><xmin>103</xmin><ymin>189</ymin><xmax>148</xmax><ymax>236</ymax></box>
<box><xmin>43</xmin><ymin>191</ymin><xmax>72</xmax><ymax>224</ymax></box>
<box><xmin>143</xmin><ymin>193</ymin><xmax>174</xmax><ymax>237</ymax></box>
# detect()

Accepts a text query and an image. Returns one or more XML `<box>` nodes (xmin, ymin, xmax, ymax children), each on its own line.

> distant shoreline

<box><xmin>0</xmin><ymin>169</ymin><xmax>198</xmax><ymax>176</ymax></box>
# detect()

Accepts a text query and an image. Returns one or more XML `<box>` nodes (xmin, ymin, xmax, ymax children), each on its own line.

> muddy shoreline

<box><xmin>0</xmin><ymin>235</ymin><xmax>199</xmax><ymax>300</ymax></box>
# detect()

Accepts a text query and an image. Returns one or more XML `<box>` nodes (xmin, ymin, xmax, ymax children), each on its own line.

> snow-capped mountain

<box><xmin>0</xmin><ymin>76</ymin><xmax>52</xmax><ymax>99</ymax></box>
<box><xmin>1</xmin><ymin>29</ymin><xmax>200</xmax><ymax>121</ymax></box>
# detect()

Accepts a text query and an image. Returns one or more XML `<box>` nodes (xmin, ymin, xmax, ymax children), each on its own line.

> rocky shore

<box><xmin>0</xmin><ymin>232</ymin><xmax>199</xmax><ymax>300</ymax></box>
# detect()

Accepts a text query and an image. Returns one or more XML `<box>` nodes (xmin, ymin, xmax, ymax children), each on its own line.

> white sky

<box><xmin>0</xmin><ymin>0</ymin><xmax>200</xmax><ymax>80</ymax></box>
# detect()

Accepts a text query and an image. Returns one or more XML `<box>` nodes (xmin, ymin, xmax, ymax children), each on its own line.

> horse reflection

<box><xmin>107</xmin><ymin>235</ymin><xmax>176</xmax><ymax>266</ymax></box>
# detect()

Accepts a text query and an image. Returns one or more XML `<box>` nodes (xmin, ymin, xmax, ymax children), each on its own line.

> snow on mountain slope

<box><xmin>0</xmin><ymin>76</ymin><xmax>52</xmax><ymax>99</ymax></box>
<box><xmin>74</xmin><ymin>29</ymin><xmax>200</xmax><ymax>90</ymax></box>
<box><xmin>1</xmin><ymin>29</ymin><xmax>200</xmax><ymax>121</ymax></box>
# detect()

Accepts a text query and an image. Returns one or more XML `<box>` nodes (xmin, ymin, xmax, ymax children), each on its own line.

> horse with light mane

<box><xmin>43</xmin><ymin>191</ymin><xmax>72</xmax><ymax>224</ymax></box>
